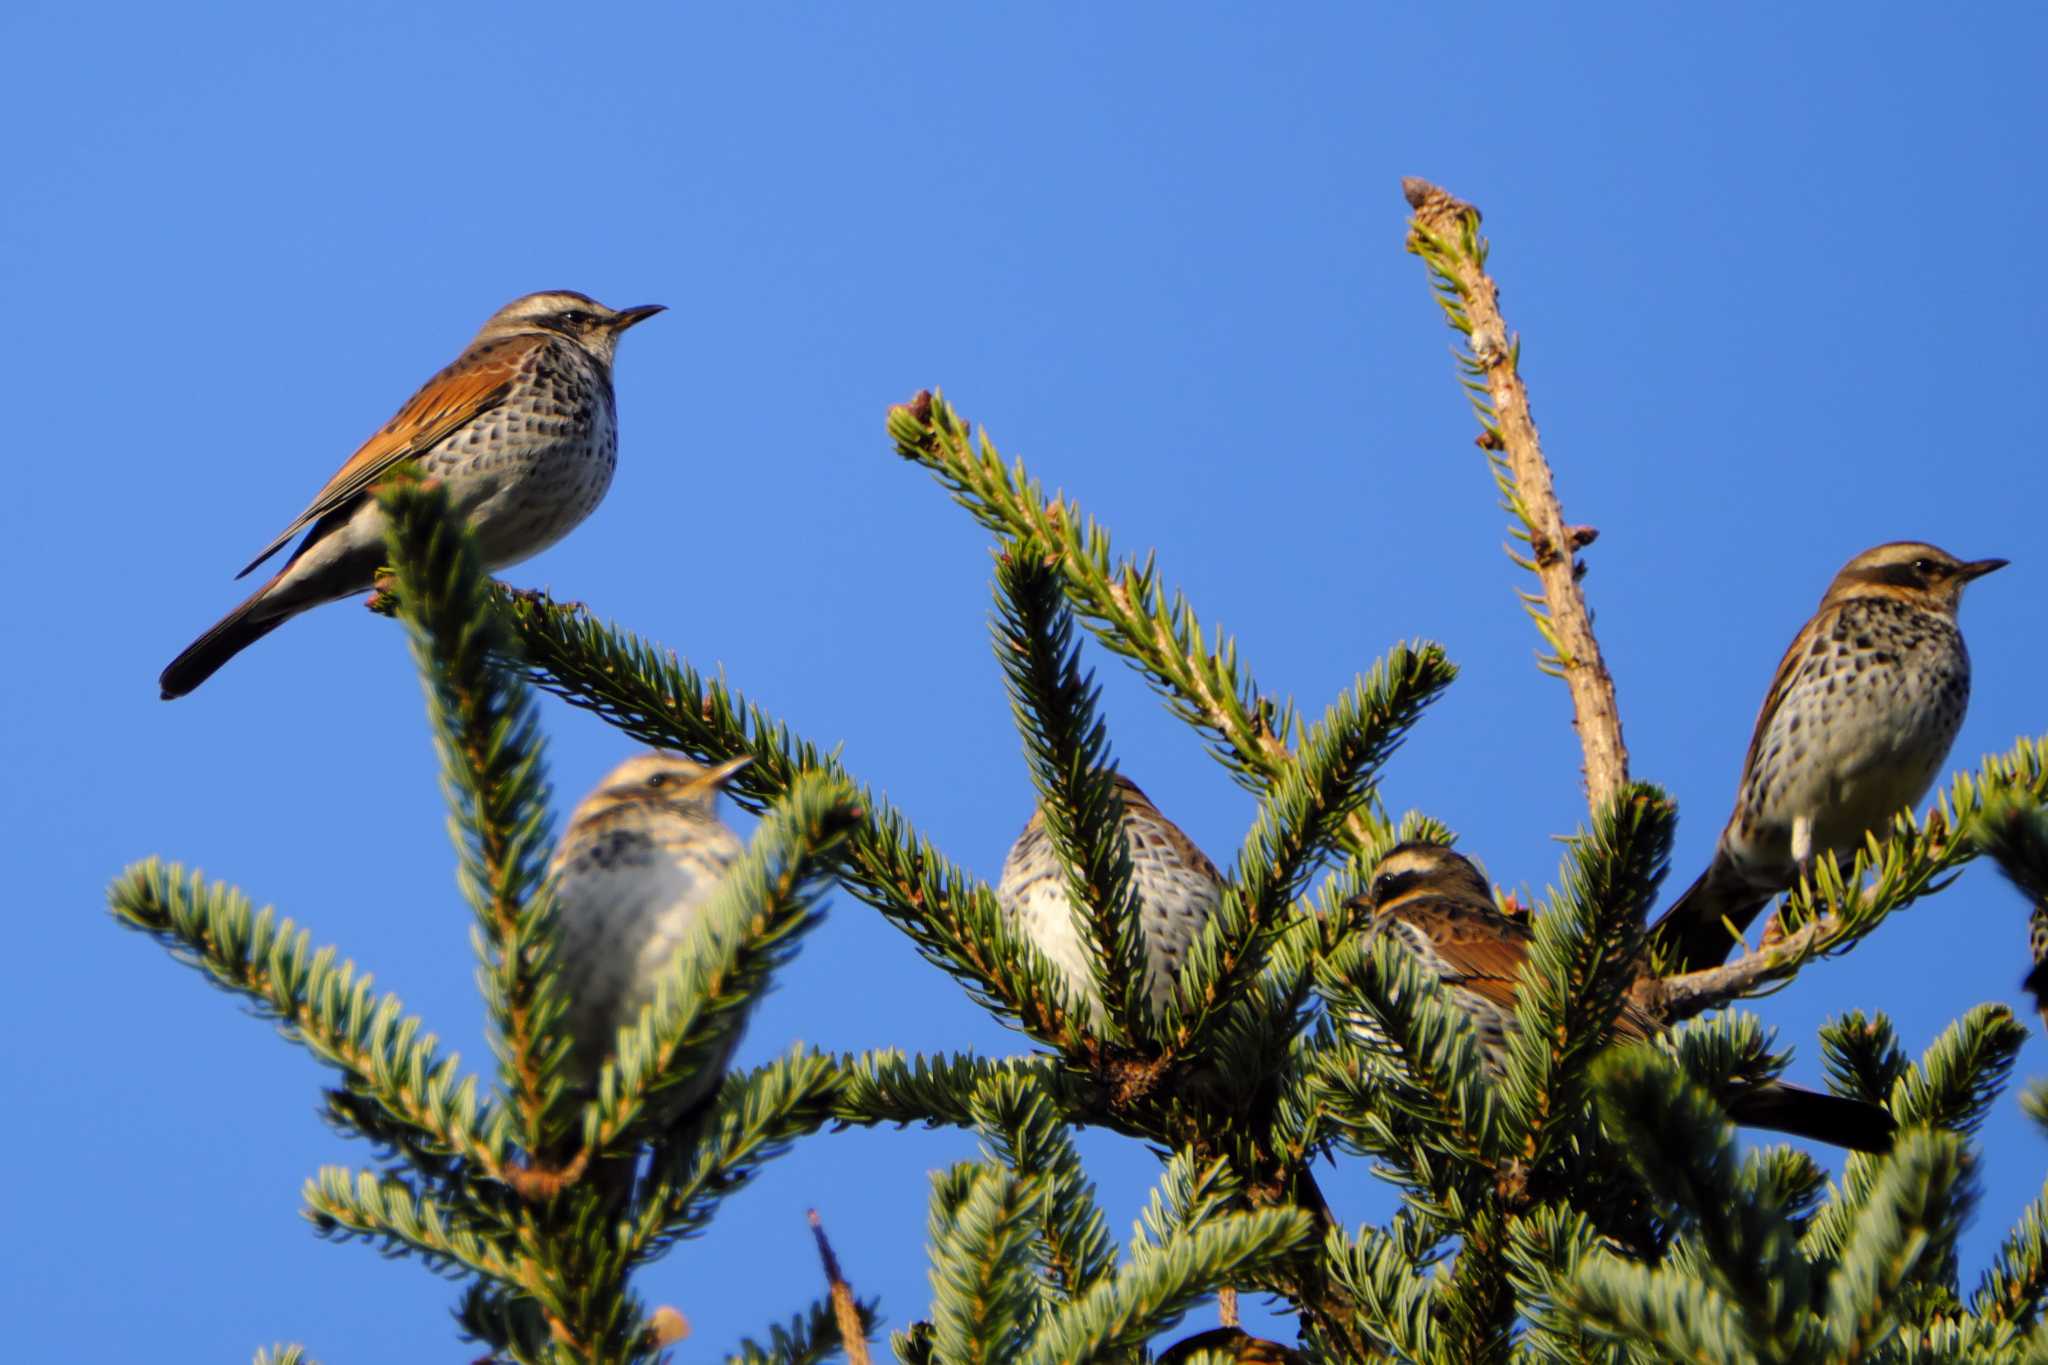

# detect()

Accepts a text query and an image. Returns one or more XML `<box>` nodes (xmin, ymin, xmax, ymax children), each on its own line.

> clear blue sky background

<box><xmin>5</xmin><ymin>4</ymin><xmax>2045</xmax><ymax>1359</ymax></box>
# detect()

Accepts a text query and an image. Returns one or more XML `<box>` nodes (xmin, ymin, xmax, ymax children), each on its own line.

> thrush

<box><xmin>549</xmin><ymin>752</ymin><xmax>751</xmax><ymax>1112</ymax></box>
<box><xmin>1351</xmin><ymin>843</ymin><xmax>1896</xmax><ymax>1152</ymax></box>
<box><xmin>159</xmin><ymin>290</ymin><xmax>663</xmax><ymax>698</ymax></box>
<box><xmin>1647</xmin><ymin>542</ymin><xmax>2005</xmax><ymax>972</ymax></box>
<box><xmin>996</xmin><ymin>773</ymin><xmax>1222</xmax><ymax>1028</ymax></box>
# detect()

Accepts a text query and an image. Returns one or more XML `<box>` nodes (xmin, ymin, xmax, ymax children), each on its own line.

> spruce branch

<box><xmin>378</xmin><ymin>476</ymin><xmax>565</xmax><ymax>1156</ymax></box>
<box><xmin>304</xmin><ymin>1166</ymin><xmax>523</xmax><ymax>1285</ymax></box>
<box><xmin>1402</xmin><ymin>176</ymin><xmax>1628</xmax><ymax>812</ymax></box>
<box><xmin>1970</xmin><ymin>790</ymin><xmax>2048</xmax><ymax>1030</ymax></box>
<box><xmin>456</xmin><ymin>1281</ymin><xmax>554</xmax><ymax>1362</ymax></box>
<box><xmin>1503</xmin><ymin>1207</ymin><xmax>1630</xmax><ymax>1365</ymax></box>
<box><xmin>1018</xmin><ymin>1207</ymin><xmax>1315</xmax><ymax>1365</ymax></box>
<box><xmin>887</xmin><ymin>388</ymin><xmax>1299</xmax><ymax>792</ymax></box>
<box><xmin>1889</xmin><ymin>1003</ymin><xmax>2027</xmax><ymax>1138</ymax></box>
<box><xmin>253</xmin><ymin>1346</ymin><xmax>317</xmax><ymax>1365</ymax></box>
<box><xmin>1820</xmin><ymin>1011</ymin><xmax>1910</xmax><ymax>1111</ymax></box>
<box><xmin>928</xmin><ymin>1165</ymin><xmax>1041</xmax><ymax>1364</ymax></box>
<box><xmin>1587</xmin><ymin>1047</ymin><xmax>1812</xmax><ymax>1355</ymax></box>
<box><xmin>108</xmin><ymin>860</ymin><xmax>509</xmax><ymax>1177</ymax></box>
<box><xmin>1131</xmin><ymin>1151</ymin><xmax>1249</xmax><ymax>1256</ymax></box>
<box><xmin>626</xmin><ymin>1046</ymin><xmax>847</xmax><ymax>1265</ymax></box>
<box><xmin>807</xmin><ymin>1210</ymin><xmax>875</xmax><ymax>1365</ymax></box>
<box><xmin>1435</xmin><ymin>1207</ymin><xmax>1518</xmax><ymax>1365</ymax></box>
<box><xmin>1654</xmin><ymin>736</ymin><xmax>2048</xmax><ymax>1018</ymax></box>
<box><xmin>1504</xmin><ymin>784</ymin><xmax>1674</xmax><ymax>1160</ymax></box>
<box><xmin>829</xmin><ymin>1049</ymin><xmax>1081</xmax><ymax>1129</ymax></box>
<box><xmin>1319</xmin><ymin>1222</ymin><xmax>1433</xmax><ymax>1361</ymax></box>
<box><xmin>1175</xmin><ymin>647</ymin><xmax>1456</xmax><ymax>1051</ymax></box>
<box><xmin>991</xmin><ymin>545</ymin><xmax>1149</xmax><ymax>1039</ymax></box>
<box><xmin>1316</xmin><ymin>933</ymin><xmax>1510</xmax><ymax>1163</ymax></box>
<box><xmin>1196</xmin><ymin>915</ymin><xmax>1325</xmax><ymax>1151</ymax></box>
<box><xmin>1973</xmin><ymin>1182</ymin><xmax>2048</xmax><ymax>1333</ymax></box>
<box><xmin>1823</xmin><ymin>1131</ymin><xmax>1973</xmax><ymax>1362</ymax></box>
<box><xmin>490</xmin><ymin>587</ymin><xmax>1071</xmax><ymax>1043</ymax></box>
<box><xmin>727</xmin><ymin>1295</ymin><xmax>880</xmax><ymax>1365</ymax></box>
<box><xmin>969</xmin><ymin>1072</ymin><xmax>1118</xmax><ymax>1301</ymax></box>
<box><xmin>1566</xmin><ymin>1259</ymin><xmax>1756</xmax><ymax>1365</ymax></box>
<box><xmin>1803</xmin><ymin>1011</ymin><xmax>2007</xmax><ymax>1291</ymax></box>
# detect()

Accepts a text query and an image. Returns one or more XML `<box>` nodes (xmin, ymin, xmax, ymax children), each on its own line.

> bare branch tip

<box><xmin>808</xmin><ymin>1207</ymin><xmax>846</xmax><ymax>1283</ymax></box>
<box><xmin>1401</xmin><ymin>176</ymin><xmax>1480</xmax><ymax>225</ymax></box>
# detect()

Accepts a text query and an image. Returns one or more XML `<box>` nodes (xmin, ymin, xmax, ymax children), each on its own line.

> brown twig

<box><xmin>1402</xmin><ymin>177</ymin><xmax>1630</xmax><ymax>812</ymax></box>
<box><xmin>808</xmin><ymin>1209</ymin><xmax>871</xmax><ymax>1365</ymax></box>
<box><xmin>1648</xmin><ymin>919</ymin><xmax>1831</xmax><ymax>1022</ymax></box>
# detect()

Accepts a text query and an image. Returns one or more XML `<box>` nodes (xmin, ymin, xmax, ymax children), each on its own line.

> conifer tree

<box><xmin>113</xmin><ymin>179</ymin><xmax>2048</xmax><ymax>1362</ymax></box>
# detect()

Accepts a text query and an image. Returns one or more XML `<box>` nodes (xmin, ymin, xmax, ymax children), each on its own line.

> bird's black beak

<box><xmin>1960</xmin><ymin>557</ymin><xmax>2010</xmax><ymax>581</ymax></box>
<box><xmin>609</xmin><ymin>304</ymin><xmax>666</xmax><ymax>332</ymax></box>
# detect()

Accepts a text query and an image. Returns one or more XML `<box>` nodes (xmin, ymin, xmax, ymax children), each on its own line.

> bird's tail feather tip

<box><xmin>159</xmin><ymin>596</ymin><xmax>288</xmax><ymax>700</ymax></box>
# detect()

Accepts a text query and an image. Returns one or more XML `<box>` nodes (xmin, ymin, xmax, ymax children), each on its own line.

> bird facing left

<box><xmin>157</xmin><ymin>290</ymin><xmax>664</xmax><ymax>699</ymax></box>
<box><xmin>1349</xmin><ymin>841</ymin><xmax>1897</xmax><ymax>1152</ymax></box>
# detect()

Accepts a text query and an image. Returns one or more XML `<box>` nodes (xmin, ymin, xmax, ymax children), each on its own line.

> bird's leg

<box><xmin>364</xmin><ymin>565</ymin><xmax>402</xmax><ymax>616</ymax></box>
<box><xmin>1790</xmin><ymin>814</ymin><xmax>1815</xmax><ymax>872</ymax></box>
<box><xmin>1759</xmin><ymin>815</ymin><xmax>1819</xmax><ymax>951</ymax></box>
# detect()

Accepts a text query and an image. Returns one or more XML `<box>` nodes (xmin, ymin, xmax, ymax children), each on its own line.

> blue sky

<box><xmin>6</xmin><ymin>3</ymin><xmax>2046</xmax><ymax>1358</ymax></box>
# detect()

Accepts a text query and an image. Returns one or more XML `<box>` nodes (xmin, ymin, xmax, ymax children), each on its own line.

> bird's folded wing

<box><xmin>233</xmin><ymin>335</ymin><xmax>535</xmax><ymax>578</ymax></box>
<box><xmin>1737</xmin><ymin>620</ymin><xmax>1826</xmax><ymax>790</ymax></box>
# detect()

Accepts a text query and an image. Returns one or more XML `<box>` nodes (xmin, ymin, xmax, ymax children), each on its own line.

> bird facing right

<box><xmin>1352</xmin><ymin>842</ymin><xmax>1896</xmax><ymax>1152</ymax></box>
<box><xmin>159</xmin><ymin>290</ymin><xmax>664</xmax><ymax>699</ymax></box>
<box><xmin>549</xmin><ymin>752</ymin><xmax>752</xmax><ymax>1113</ymax></box>
<box><xmin>1647</xmin><ymin>541</ymin><xmax>2006</xmax><ymax>974</ymax></box>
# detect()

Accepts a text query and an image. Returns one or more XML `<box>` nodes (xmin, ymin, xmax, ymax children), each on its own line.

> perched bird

<box><xmin>1353</xmin><ymin>843</ymin><xmax>1896</xmax><ymax>1152</ymax></box>
<box><xmin>549</xmin><ymin>752</ymin><xmax>751</xmax><ymax>1110</ymax></box>
<box><xmin>997</xmin><ymin>773</ymin><xmax>1222</xmax><ymax>1027</ymax></box>
<box><xmin>1647</xmin><ymin>542</ymin><xmax>2005</xmax><ymax>972</ymax></box>
<box><xmin>159</xmin><ymin>290</ymin><xmax>664</xmax><ymax>698</ymax></box>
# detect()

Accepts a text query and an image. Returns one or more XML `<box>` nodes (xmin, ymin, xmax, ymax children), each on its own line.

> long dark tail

<box><xmin>159</xmin><ymin>583</ymin><xmax>290</xmax><ymax>699</ymax></box>
<box><xmin>1728</xmin><ymin>1082</ymin><xmax>1896</xmax><ymax>1153</ymax></box>
<box><xmin>1644</xmin><ymin>856</ymin><xmax>1776</xmax><ymax>974</ymax></box>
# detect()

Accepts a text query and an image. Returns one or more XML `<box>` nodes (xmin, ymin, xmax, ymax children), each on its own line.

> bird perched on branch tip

<box><xmin>1646</xmin><ymin>541</ymin><xmax>2005</xmax><ymax>973</ymax></box>
<box><xmin>160</xmin><ymin>290</ymin><xmax>663</xmax><ymax>698</ymax></box>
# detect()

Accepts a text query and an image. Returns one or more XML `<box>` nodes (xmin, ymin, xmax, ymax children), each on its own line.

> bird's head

<box><xmin>1823</xmin><ymin>541</ymin><xmax>2007</xmax><ymax>615</ymax></box>
<box><xmin>1363</xmin><ymin>842</ymin><xmax>1494</xmax><ymax>914</ymax></box>
<box><xmin>478</xmin><ymin>290</ymin><xmax>665</xmax><ymax>363</ymax></box>
<box><xmin>572</xmin><ymin>751</ymin><xmax>752</xmax><ymax>828</ymax></box>
<box><xmin>1023</xmin><ymin>771</ymin><xmax>1157</xmax><ymax>829</ymax></box>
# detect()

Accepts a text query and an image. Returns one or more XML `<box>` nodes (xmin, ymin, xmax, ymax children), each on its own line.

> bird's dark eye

<box><xmin>1913</xmin><ymin>558</ymin><xmax>1940</xmax><ymax>576</ymax></box>
<box><xmin>561</xmin><ymin>310</ymin><xmax>591</xmax><ymax>328</ymax></box>
<box><xmin>646</xmin><ymin>772</ymin><xmax>670</xmax><ymax>789</ymax></box>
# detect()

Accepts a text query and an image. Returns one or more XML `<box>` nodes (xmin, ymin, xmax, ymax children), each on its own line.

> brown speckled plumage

<box><xmin>996</xmin><ymin>773</ymin><xmax>1222</xmax><ymax>1026</ymax></box>
<box><xmin>160</xmin><ymin>290</ymin><xmax>662</xmax><ymax>698</ymax></box>
<box><xmin>1648</xmin><ymin>541</ymin><xmax>2004</xmax><ymax>972</ymax></box>
<box><xmin>1350</xmin><ymin>843</ymin><xmax>1895</xmax><ymax>1151</ymax></box>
